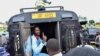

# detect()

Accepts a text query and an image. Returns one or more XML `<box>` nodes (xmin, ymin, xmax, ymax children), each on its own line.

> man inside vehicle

<box><xmin>24</xmin><ymin>26</ymin><xmax>48</xmax><ymax>56</ymax></box>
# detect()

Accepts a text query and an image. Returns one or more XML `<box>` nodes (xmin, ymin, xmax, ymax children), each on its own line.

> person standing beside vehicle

<box><xmin>46</xmin><ymin>38</ymin><xmax>62</xmax><ymax>56</ymax></box>
<box><xmin>95</xmin><ymin>31</ymin><xmax>100</xmax><ymax>48</ymax></box>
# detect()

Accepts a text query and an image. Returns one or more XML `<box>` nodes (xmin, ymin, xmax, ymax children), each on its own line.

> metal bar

<box><xmin>57</xmin><ymin>21</ymin><xmax>61</xmax><ymax>48</ymax></box>
<box><xmin>20</xmin><ymin>6</ymin><xmax>64</xmax><ymax>13</ymax></box>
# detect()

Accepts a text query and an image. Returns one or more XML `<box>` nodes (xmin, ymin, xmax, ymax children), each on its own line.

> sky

<box><xmin>0</xmin><ymin>0</ymin><xmax>100</xmax><ymax>22</ymax></box>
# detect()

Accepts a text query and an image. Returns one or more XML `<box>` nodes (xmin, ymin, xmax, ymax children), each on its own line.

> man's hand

<box><xmin>42</xmin><ymin>33</ymin><xmax>47</xmax><ymax>42</ymax></box>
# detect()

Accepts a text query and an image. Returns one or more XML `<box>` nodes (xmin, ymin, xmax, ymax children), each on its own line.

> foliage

<box><xmin>79</xmin><ymin>16</ymin><xmax>87</xmax><ymax>25</ymax></box>
<box><xmin>89</xmin><ymin>20</ymin><xmax>95</xmax><ymax>24</ymax></box>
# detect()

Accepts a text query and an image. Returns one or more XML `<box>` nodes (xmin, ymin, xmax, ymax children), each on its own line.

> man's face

<box><xmin>34</xmin><ymin>27</ymin><xmax>40</xmax><ymax>36</ymax></box>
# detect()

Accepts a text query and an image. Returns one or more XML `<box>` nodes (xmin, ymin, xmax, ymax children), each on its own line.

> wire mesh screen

<box><xmin>60</xmin><ymin>20</ymin><xmax>81</xmax><ymax>53</ymax></box>
<box><xmin>8</xmin><ymin>24</ymin><xmax>19</xmax><ymax>55</ymax></box>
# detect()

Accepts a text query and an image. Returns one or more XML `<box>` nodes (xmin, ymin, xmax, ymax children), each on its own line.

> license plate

<box><xmin>32</xmin><ymin>12</ymin><xmax>56</xmax><ymax>19</ymax></box>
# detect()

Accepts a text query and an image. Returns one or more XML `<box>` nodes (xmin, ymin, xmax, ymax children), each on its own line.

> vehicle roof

<box><xmin>8</xmin><ymin>10</ymin><xmax>78</xmax><ymax>24</ymax></box>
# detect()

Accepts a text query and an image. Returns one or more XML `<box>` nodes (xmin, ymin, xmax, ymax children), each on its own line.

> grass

<box><xmin>0</xmin><ymin>27</ymin><xmax>7</xmax><ymax>32</ymax></box>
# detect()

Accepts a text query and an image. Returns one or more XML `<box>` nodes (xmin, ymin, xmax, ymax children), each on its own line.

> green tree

<box><xmin>88</xmin><ymin>20</ymin><xmax>95</xmax><ymax>28</ymax></box>
<box><xmin>79</xmin><ymin>16</ymin><xmax>87</xmax><ymax>25</ymax></box>
<box><xmin>89</xmin><ymin>20</ymin><xmax>95</xmax><ymax>24</ymax></box>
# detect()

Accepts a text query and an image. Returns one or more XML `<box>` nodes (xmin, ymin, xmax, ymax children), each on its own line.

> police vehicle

<box><xmin>8</xmin><ymin>6</ymin><xmax>82</xmax><ymax>56</ymax></box>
